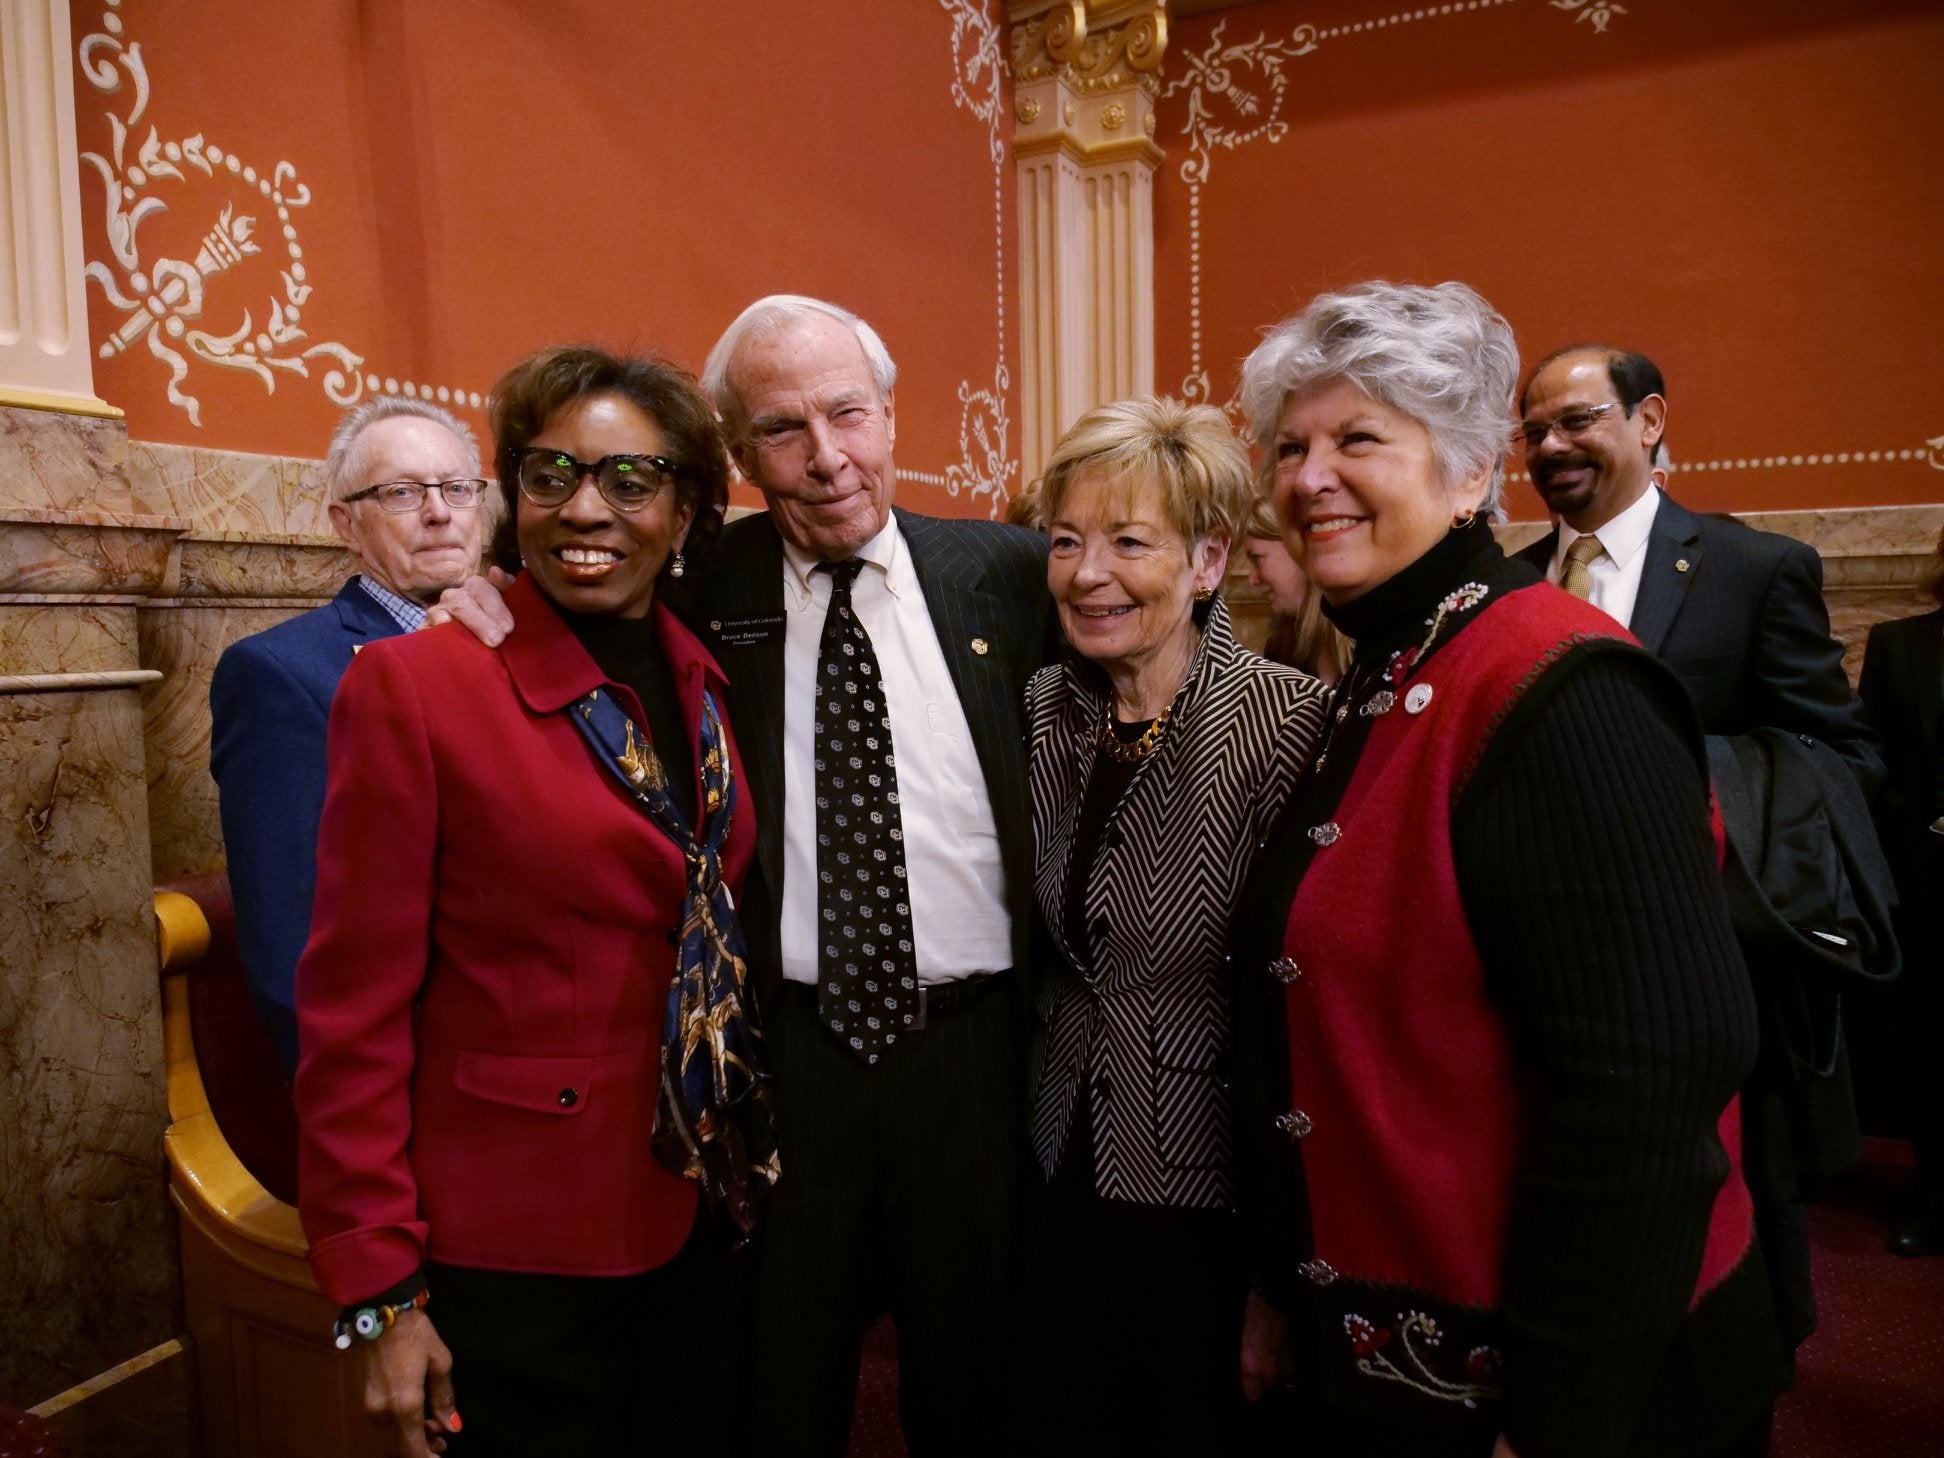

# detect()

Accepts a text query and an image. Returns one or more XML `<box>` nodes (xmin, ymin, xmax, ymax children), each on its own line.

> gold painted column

<box><xmin>0</xmin><ymin>0</ymin><xmax>118</xmax><ymax>416</ymax></box>
<box><xmin>1008</xmin><ymin>1</ymin><xmax>1166</xmax><ymax>485</ymax></box>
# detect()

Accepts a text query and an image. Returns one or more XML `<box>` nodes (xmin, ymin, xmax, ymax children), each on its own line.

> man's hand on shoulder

<box><xmin>425</xmin><ymin>566</ymin><xmax>516</xmax><ymax>646</ymax></box>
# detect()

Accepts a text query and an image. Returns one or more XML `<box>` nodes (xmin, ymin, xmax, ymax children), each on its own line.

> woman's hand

<box><xmin>1239</xmin><ymin>1289</ymin><xmax>1292</xmax><ymax>1402</ymax></box>
<box><xmin>356</xmin><ymin>1309</ymin><xmax>459</xmax><ymax>1457</ymax></box>
<box><xmin>425</xmin><ymin>566</ymin><xmax>517</xmax><ymax>646</ymax></box>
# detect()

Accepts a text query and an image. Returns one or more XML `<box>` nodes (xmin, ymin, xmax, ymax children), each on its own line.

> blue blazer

<box><xmin>210</xmin><ymin>577</ymin><xmax>406</xmax><ymax>1072</ymax></box>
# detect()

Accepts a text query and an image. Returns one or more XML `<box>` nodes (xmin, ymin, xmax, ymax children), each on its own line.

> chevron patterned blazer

<box><xmin>1027</xmin><ymin>597</ymin><xmax>1327</xmax><ymax>1207</ymax></box>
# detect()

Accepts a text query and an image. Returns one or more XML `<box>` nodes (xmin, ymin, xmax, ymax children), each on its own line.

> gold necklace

<box><xmin>1096</xmin><ymin>702</ymin><xmax>1172</xmax><ymax>762</ymax></box>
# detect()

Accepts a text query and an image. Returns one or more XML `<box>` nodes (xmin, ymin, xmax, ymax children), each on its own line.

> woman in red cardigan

<box><xmin>1230</xmin><ymin>283</ymin><xmax>1784</xmax><ymax>1458</ymax></box>
<box><xmin>294</xmin><ymin>346</ymin><xmax>774</xmax><ymax>1455</ymax></box>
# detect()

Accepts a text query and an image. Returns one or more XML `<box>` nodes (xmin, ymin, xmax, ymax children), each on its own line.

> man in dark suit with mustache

<box><xmin>1514</xmin><ymin>344</ymin><xmax>1880</xmax><ymax>792</ymax></box>
<box><xmin>1515</xmin><ymin>344</ymin><xmax>1884</xmax><ymax>1361</ymax></box>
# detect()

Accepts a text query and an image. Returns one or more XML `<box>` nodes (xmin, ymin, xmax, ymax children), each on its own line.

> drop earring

<box><xmin>669</xmin><ymin>552</ymin><xmax>686</xmax><ymax>579</ymax></box>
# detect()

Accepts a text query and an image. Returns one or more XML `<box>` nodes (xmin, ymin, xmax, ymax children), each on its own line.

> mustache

<box><xmin>1531</xmin><ymin>452</ymin><xmax>1595</xmax><ymax>483</ymax></box>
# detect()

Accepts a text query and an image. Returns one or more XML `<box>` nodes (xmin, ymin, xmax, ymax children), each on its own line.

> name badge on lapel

<box><xmin>710</xmin><ymin>614</ymin><xmax>785</xmax><ymax>649</ymax></box>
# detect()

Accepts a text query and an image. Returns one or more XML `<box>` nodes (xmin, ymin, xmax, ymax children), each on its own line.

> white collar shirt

<box><xmin>778</xmin><ymin>514</ymin><xmax>1011</xmax><ymax>986</ymax></box>
<box><xmin>1548</xmin><ymin>484</ymin><xmax>1663</xmax><ymax>631</ymax></box>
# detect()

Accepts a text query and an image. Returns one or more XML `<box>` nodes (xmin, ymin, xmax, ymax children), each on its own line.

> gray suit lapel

<box><xmin>1628</xmin><ymin>494</ymin><xmax>1702</xmax><ymax>654</ymax></box>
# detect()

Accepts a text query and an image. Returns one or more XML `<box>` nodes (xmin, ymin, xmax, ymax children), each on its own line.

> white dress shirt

<box><xmin>1547</xmin><ymin>484</ymin><xmax>1664</xmax><ymax>631</ymax></box>
<box><xmin>778</xmin><ymin>516</ymin><xmax>1012</xmax><ymax>986</ymax></box>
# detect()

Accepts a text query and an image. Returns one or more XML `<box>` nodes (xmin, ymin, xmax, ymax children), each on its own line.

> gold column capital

<box><xmin>1007</xmin><ymin>1</ymin><xmax>1169</xmax><ymax>95</ymax></box>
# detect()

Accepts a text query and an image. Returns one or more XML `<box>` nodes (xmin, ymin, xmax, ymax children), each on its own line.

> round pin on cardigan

<box><xmin>970</xmin><ymin>637</ymin><xmax>990</xmax><ymax>655</ymax></box>
<box><xmin>1405</xmin><ymin>683</ymin><xmax>1434</xmax><ymax>714</ymax></box>
<box><xmin>1675</xmin><ymin>559</ymin><xmax>1690</xmax><ymax>573</ymax></box>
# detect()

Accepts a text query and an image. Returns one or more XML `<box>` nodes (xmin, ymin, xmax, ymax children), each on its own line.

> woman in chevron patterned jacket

<box><xmin>1229</xmin><ymin>282</ymin><xmax>1784</xmax><ymax>1458</ymax></box>
<box><xmin>1009</xmin><ymin>395</ymin><xmax>1330</xmax><ymax>1455</ymax></box>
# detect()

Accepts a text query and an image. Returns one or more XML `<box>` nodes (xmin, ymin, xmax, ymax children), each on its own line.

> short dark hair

<box><xmin>1522</xmin><ymin>343</ymin><xmax>1666</xmax><ymax>465</ymax></box>
<box><xmin>1521</xmin><ymin>343</ymin><xmax>1666</xmax><ymax>413</ymax></box>
<box><xmin>486</xmin><ymin>345</ymin><xmax>729</xmax><ymax>607</ymax></box>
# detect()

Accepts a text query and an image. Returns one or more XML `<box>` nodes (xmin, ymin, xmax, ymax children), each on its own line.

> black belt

<box><xmin>778</xmin><ymin>970</ymin><xmax>1010</xmax><ymax>1030</ymax></box>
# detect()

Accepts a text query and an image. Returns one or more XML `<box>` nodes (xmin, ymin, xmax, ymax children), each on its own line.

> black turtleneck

<box><xmin>561</xmin><ymin>609</ymin><xmax>696</xmax><ymax>828</ymax></box>
<box><xmin>1247</xmin><ymin>523</ymin><xmax>1771</xmax><ymax>1457</ymax></box>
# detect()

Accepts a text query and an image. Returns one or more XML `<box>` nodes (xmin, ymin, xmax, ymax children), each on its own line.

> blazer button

<box><xmin>1275</xmin><ymin>1109</ymin><xmax>1312</xmax><ymax>1140</ymax></box>
<box><xmin>1093</xmin><ymin>1077</ymin><xmax>1113</xmax><ymax>1103</ymax></box>
<box><xmin>1089</xmin><ymin>914</ymin><xmax>1110</xmax><ymax>943</ymax></box>
<box><xmin>558</xmin><ymin>1088</ymin><xmax>579</xmax><ymax>1108</ymax></box>
<box><xmin>665</xmin><ymin>928</ymin><xmax>681</xmax><ymax>947</ymax></box>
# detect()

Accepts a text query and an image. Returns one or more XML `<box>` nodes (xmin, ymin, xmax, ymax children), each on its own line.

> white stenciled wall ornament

<box><xmin>1161</xmin><ymin>17</ymin><xmax>1319</xmax><ymax>410</ymax></box>
<box><xmin>1161</xmin><ymin>0</ymin><xmax>1633</xmax><ymax>414</ymax></box>
<box><xmin>937</xmin><ymin>0</ymin><xmax>1020</xmax><ymax>517</ymax></box>
<box><xmin>1552</xmin><ymin>0</ymin><xmax>1628</xmax><ymax>34</ymax></box>
<box><xmin>75</xmin><ymin>4</ymin><xmax>478</xmax><ymax>428</ymax></box>
<box><xmin>75</xmin><ymin>5</ymin><xmax>370</xmax><ymax>426</ymax></box>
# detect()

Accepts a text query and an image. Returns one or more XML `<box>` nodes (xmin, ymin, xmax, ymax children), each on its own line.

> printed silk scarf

<box><xmin>569</xmin><ymin>684</ymin><xmax>780</xmax><ymax>1234</ymax></box>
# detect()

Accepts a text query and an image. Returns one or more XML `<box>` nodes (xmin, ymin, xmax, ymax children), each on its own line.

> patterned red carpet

<box><xmin>845</xmin><ymin>1145</ymin><xmax>1944</xmax><ymax>1457</ymax></box>
<box><xmin>1775</xmin><ymin>1147</ymin><xmax>1944</xmax><ymax>1457</ymax></box>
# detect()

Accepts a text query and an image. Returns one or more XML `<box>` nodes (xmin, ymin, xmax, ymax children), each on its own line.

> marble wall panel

<box><xmin>0</xmin><ymin>684</ymin><xmax>177</xmax><ymax>1405</ymax></box>
<box><xmin>176</xmin><ymin>535</ymin><xmax>355</xmax><ymax>602</ymax></box>
<box><xmin>0</xmin><ymin>511</ymin><xmax>188</xmax><ymax>597</ymax></box>
<box><xmin>0</xmin><ymin>405</ymin><xmax>137</xmax><ymax>516</ymax></box>
<box><xmin>125</xmin><ymin>441</ymin><xmax>331</xmax><ymax>540</ymax></box>
<box><xmin>0</xmin><ymin>602</ymin><xmax>139</xmax><ymax>676</ymax></box>
<box><xmin>142</xmin><ymin>604</ymin><xmax>314</xmax><ymax>882</ymax></box>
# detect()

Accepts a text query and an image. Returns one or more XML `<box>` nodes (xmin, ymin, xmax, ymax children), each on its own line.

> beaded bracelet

<box><xmin>332</xmin><ymin>1287</ymin><xmax>430</xmax><ymax>1349</ymax></box>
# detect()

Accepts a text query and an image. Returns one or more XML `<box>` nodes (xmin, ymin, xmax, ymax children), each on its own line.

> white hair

<box><xmin>699</xmin><ymin>294</ymin><xmax>898</xmax><ymax>426</ymax></box>
<box><xmin>323</xmin><ymin>396</ymin><xmax>481</xmax><ymax>500</ymax></box>
<box><xmin>1238</xmin><ymin>280</ymin><xmax>1519</xmax><ymax>515</ymax></box>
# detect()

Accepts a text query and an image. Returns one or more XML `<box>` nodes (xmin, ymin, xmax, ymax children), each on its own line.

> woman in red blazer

<box><xmin>294</xmin><ymin>346</ymin><xmax>774</xmax><ymax>1455</ymax></box>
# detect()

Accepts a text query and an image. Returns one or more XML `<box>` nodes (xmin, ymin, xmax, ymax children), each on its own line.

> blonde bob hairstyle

<box><xmin>1035</xmin><ymin>395</ymin><xmax>1254</xmax><ymax>548</ymax></box>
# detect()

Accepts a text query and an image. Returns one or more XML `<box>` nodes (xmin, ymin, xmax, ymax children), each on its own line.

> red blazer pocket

<box><xmin>454</xmin><ymin>1051</ymin><xmax>593</xmax><ymax>1117</ymax></box>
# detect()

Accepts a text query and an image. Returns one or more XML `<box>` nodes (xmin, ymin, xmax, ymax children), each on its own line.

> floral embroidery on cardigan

<box><xmin>1344</xmin><ymin>1310</ymin><xmax>1503</xmax><ymax>1409</ymax></box>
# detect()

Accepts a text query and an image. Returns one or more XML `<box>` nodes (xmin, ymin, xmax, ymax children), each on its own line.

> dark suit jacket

<box><xmin>1518</xmin><ymin>492</ymin><xmax>1883</xmax><ymax>794</ymax></box>
<box><xmin>294</xmin><ymin>574</ymin><xmax>752</xmax><ymax>1305</ymax></box>
<box><xmin>692</xmin><ymin>507</ymin><xmax>1054</xmax><ymax>1006</ymax></box>
<box><xmin>210</xmin><ymin>577</ymin><xmax>405</xmax><ymax>1072</ymax></box>
<box><xmin>1860</xmin><ymin>607</ymin><xmax>1944</xmax><ymax>933</ymax></box>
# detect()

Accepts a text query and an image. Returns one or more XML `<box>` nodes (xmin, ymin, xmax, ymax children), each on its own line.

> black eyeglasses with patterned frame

<box><xmin>339</xmin><ymin>479</ymin><xmax>489</xmax><ymax>512</ymax></box>
<box><xmin>507</xmin><ymin>447</ymin><xmax>680</xmax><ymax>514</ymax></box>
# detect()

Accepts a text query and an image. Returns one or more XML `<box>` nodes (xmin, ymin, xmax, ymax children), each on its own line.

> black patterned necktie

<box><xmin>813</xmin><ymin>559</ymin><xmax>917</xmax><ymax>1064</ymax></box>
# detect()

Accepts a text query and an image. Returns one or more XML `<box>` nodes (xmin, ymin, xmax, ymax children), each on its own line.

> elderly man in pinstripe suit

<box><xmin>695</xmin><ymin>297</ymin><xmax>1055</xmax><ymax>1456</ymax></box>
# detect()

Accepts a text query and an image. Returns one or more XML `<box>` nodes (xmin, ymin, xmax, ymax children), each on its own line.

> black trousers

<box><xmin>1251</xmin><ymin>1394</ymin><xmax>1774</xmax><ymax>1458</ymax></box>
<box><xmin>1010</xmin><ymin>1103</ymin><xmax>1250</xmax><ymax>1457</ymax></box>
<box><xmin>431</xmin><ymin>1216</ymin><xmax>738</xmax><ymax>1457</ymax></box>
<box><xmin>748</xmin><ymin>984</ymin><xmax>1022</xmax><ymax>1457</ymax></box>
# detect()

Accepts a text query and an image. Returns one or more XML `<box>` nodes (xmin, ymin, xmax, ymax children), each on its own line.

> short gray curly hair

<box><xmin>1238</xmin><ymin>280</ymin><xmax>1519</xmax><ymax>515</ymax></box>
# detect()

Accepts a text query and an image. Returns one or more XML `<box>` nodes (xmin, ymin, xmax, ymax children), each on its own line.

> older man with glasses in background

<box><xmin>211</xmin><ymin>397</ymin><xmax>489</xmax><ymax>1073</ymax></box>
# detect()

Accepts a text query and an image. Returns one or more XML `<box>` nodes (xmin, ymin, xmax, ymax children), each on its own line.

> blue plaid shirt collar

<box><xmin>357</xmin><ymin>574</ymin><xmax>428</xmax><ymax>634</ymax></box>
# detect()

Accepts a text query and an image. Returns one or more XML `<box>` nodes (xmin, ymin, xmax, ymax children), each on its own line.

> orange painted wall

<box><xmin>1155</xmin><ymin>0</ymin><xmax>1944</xmax><ymax>514</ymax></box>
<box><xmin>69</xmin><ymin>0</ymin><xmax>1020</xmax><ymax>518</ymax></box>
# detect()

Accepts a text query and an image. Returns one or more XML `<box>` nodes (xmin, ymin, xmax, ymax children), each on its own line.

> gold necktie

<box><xmin>1560</xmin><ymin>533</ymin><xmax>1604</xmax><ymax>600</ymax></box>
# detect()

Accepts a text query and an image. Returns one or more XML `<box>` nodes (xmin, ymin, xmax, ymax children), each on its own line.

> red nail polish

<box><xmin>447</xmin><ymin>1412</ymin><xmax>462</xmax><ymax>1433</ymax></box>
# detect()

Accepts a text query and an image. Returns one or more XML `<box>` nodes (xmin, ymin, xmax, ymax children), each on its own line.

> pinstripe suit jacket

<box><xmin>694</xmin><ymin>507</ymin><xmax>1055</xmax><ymax>1008</ymax></box>
<box><xmin>1027</xmin><ymin>598</ymin><xmax>1327</xmax><ymax>1207</ymax></box>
